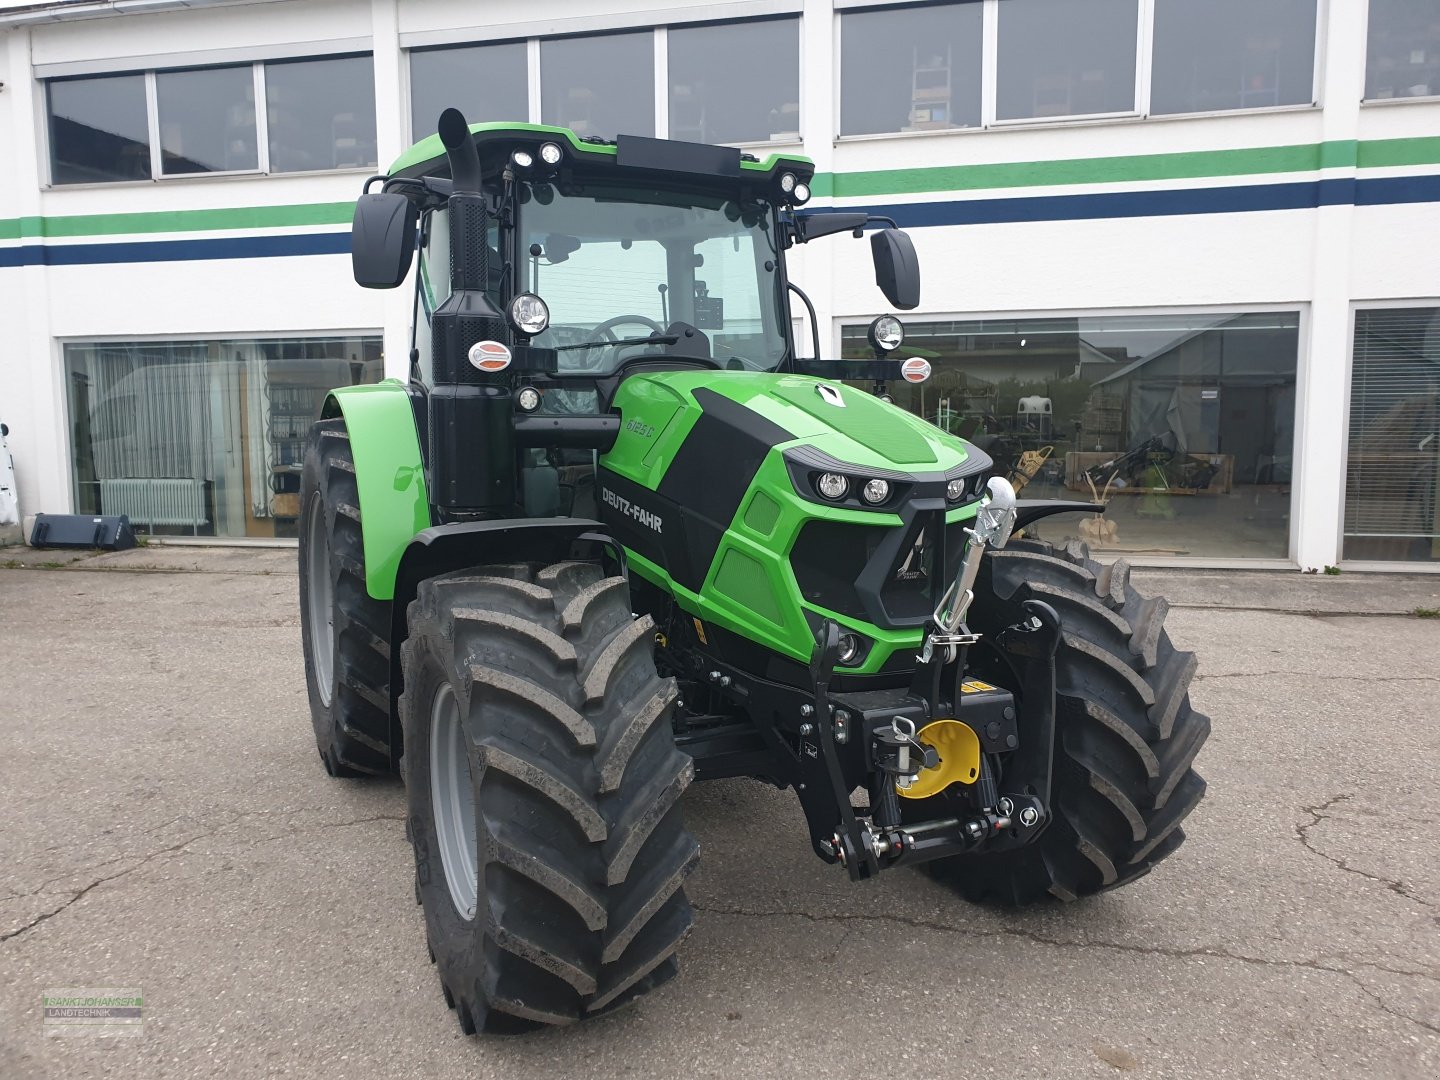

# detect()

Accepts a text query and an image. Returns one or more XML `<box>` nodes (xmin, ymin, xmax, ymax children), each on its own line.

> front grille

<box><xmin>790</xmin><ymin>513</ymin><xmax>975</xmax><ymax>629</ymax></box>
<box><xmin>791</xmin><ymin>519</ymin><xmax>889</xmax><ymax>620</ymax></box>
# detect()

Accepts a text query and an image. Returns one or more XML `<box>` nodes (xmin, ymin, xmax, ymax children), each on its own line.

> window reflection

<box><xmin>66</xmin><ymin>338</ymin><xmax>382</xmax><ymax>538</ymax></box>
<box><xmin>1366</xmin><ymin>0</ymin><xmax>1440</xmax><ymax>100</ymax></box>
<box><xmin>158</xmin><ymin>65</ymin><xmax>258</xmax><ymax>174</ymax></box>
<box><xmin>410</xmin><ymin>41</ymin><xmax>529</xmax><ymax>139</ymax></box>
<box><xmin>48</xmin><ymin>74</ymin><xmax>152</xmax><ymax>184</ymax></box>
<box><xmin>996</xmin><ymin>0</ymin><xmax>1138</xmax><ymax>120</ymax></box>
<box><xmin>840</xmin><ymin>2</ymin><xmax>982</xmax><ymax>135</ymax></box>
<box><xmin>843</xmin><ymin>312</ymin><xmax>1300</xmax><ymax>560</ymax></box>
<box><xmin>1151</xmin><ymin>0</ymin><xmax>1316</xmax><ymax>115</ymax></box>
<box><xmin>266</xmin><ymin>55</ymin><xmax>377</xmax><ymax>173</ymax></box>
<box><xmin>668</xmin><ymin>19</ymin><xmax>800</xmax><ymax>144</ymax></box>
<box><xmin>541</xmin><ymin>32</ymin><xmax>654</xmax><ymax>139</ymax></box>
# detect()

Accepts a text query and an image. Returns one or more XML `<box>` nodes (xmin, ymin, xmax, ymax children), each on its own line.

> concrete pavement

<box><xmin>1</xmin><ymin>549</ymin><xmax>1436</xmax><ymax>1079</ymax></box>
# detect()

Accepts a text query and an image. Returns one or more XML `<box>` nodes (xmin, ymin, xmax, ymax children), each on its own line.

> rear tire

<box><xmin>401</xmin><ymin>561</ymin><xmax>698</xmax><ymax>1032</ymax></box>
<box><xmin>929</xmin><ymin>538</ymin><xmax>1210</xmax><ymax>905</ymax></box>
<box><xmin>297</xmin><ymin>419</ymin><xmax>393</xmax><ymax>776</ymax></box>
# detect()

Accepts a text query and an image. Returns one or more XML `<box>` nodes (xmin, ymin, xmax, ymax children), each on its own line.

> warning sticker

<box><xmin>960</xmin><ymin>680</ymin><xmax>995</xmax><ymax>693</ymax></box>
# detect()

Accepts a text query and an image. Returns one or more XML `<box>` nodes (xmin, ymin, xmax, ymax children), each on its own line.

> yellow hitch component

<box><xmin>896</xmin><ymin>719</ymin><xmax>981</xmax><ymax>800</ymax></box>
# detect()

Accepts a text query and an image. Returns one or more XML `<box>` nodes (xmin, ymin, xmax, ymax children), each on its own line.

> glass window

<box><xmin>668</xmin><ymin>18</ymin><xmax>800</xmax><ymax>144</ymax></box>
<box><xmin>519</xmin><ymin>185</ymin><xmax>786</xmax><ymax>374</ymax></box>
<box><xmin>65</xmin><ymin>338</ymin><xmax>383</xmax><ymax>539</ymax></box>
<box><xmin>1366</xmin><ymin>0</ymin><xmax>1440</xmax><ymax>100</ymax></box>
<box><xmin>409</xmin><ymin>41</ymin><xmax>529</xmax><ymax>140</ymax></box>
<box><xmin>157</xmin><ymin>65</ymin><xmax>258</xmax><ymax>174</ymax></box>
<box><xmin>1344</xmin><ymin>308</ymin><xmax>1440</xmax><ymax>562</ymax></box>
<box><xmin>541</xmin><ymin>32</ymin><xmax>654</xmax><ymax>139</ymax></box>
<box><xmin>840</xmin><ymin>2</ymin><xmax>982</xmax><ymax>135</ymax></box>
<box><xmin>1151</xmin><ymin>0</ymin><xmax>1316</xmax><ymax>115</ymax></box>
<box><xmin>996</xmin><ymin>0</ymin><xmax>1138</xmax><ymax>120</ymax></box>
<box><xmin>48</xmin><ymin>74</ymin><xmax>152</xmax><ymax>184</ymax></box>
<box><xmin>842</xmin><ymin>311</ymin><xmax>1300</xmax><ymax>561</ymax></box>
<box><xmin>265</xmin><ymin>55</ymin><xmax>377</xmax><ymax>173</ymax></box>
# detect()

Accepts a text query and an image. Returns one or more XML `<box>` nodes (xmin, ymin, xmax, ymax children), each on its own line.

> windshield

<box><xmin>518</xmin><ymin>183</ymin><xmax>788</xmax><ymax>374</ymax></box>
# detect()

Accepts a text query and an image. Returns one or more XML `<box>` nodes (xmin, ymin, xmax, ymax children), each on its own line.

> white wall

<box><xmin>1</xmin><ymin>0</ymin><xmax>1438</xmax><ymax>568</ymax></box>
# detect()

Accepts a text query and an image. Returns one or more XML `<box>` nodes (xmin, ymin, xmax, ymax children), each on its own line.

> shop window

<box><xmin>842</xmin><ymin>312</ymin><xmax>1300</xmax><ymax>561</ymax></box>
<box><xmin>1344</xmin><ymin>308</ymin><xmax>1440</xmax><ymax>562</ymax></box>
<box><xmin>65</xmin><ymin>338</ymin><xmax>382</xmax><ymax>539</ymax></box>
<box><xmin>48</xmin><ymin>73</ymin><xmax>152</xmax><ymax>184</ymax></box>
<box><xmin>157</xmin><ymin>64</ymin><xmax>258</xmax><ymax>175</ymax></box>
<box><xmin>541</xmin><ymin>32</ymin><xmax>654</xmax><ymax>139</ymax></box>
<box><xmin>1151</xmin><ymin>0</ymin><xmax>1316</xmax><ymax>115</ymax></box>
<box><xmin>1366</xmin><ymin>0</ymin><xmax>1440</xmax><ymax>100</ymax></box>
<box><xmin>840</xmin><ymin>2</ymin><xmax>982</xmax><ymax>136</ymax></box>
<box><xmin>410</xmin><ymin>41</ymin><xmax>529</xmax><ymax>140</ymax></box>
<box><xmin>265</xmin><ymin>55</ymin><xmax>377</xmax><ymax>173</ymax></box>
<box><xmin>668</xmin><ymin>18</ymin><xmax>800</xmax><ymax>144</ymax></box>
<box><xmin>996</xmin><ymin>0</ymin><xmax>1138</xmax><ymax>121</ymax></box>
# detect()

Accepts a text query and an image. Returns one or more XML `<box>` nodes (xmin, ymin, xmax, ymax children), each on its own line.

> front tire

<box><xmin>931</xmin><ymin>538</ymin><xmax>1210</xmax><ymax>905</ymax></box>
<box><xmin>297</xmin><ymin>419</ymin><xmax>392</xmax><ymax>776</ymax></box>
<box><xmin>400</xmin><ymin>561</ymin><xmax>698</xmax><ymax>1032</ymax></box>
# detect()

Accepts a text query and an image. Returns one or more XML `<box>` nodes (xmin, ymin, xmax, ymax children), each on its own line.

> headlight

<box><xmin>511</xmin><ymin>148</ymin><xmax>534</xmax><ymax>170</ymax></box>
<box><xmin>779</xmin><ymin>172</ymin><xmax>797</xmax><ymax>194</ymax></box>
<box><xmin>508</xmin><ymin>292</ymin><xmax>549</xmax><ymax>336</ymax></box>
<box><xmin>868</xmin><ymin>314</ymin><xmax>904</xmax><ymax>353</ymax></box>
<box><xmin>816</xmin><ymin>472</ymin><xmax>849</xmax><ymax>500</ymax></box>
<box><xmin>946</xmin><ymin>478</ymin><xmax>967</xmax><ymax>501</ymax></box>
<box><xmin>539</xmin><ymin>141</ymin><xmax>563</xmax><ymax>166</ymax></box>
<box><xmin>837</xmin><ymin>633</ymin><xmax>861</xmax><ymax>664</ymax></box>
<box><xmin>862</xmin><ymin>478</ymin><xmax>890</xmax><ymax>504</ymax></box>
<box><xmin>516</xmin><ymin>386</ymin><xmax>542</xmax><ymax>412</ymax></box>
<box><xmin>793</xmin><ymin>182</ymin><xmax>811</xmax><ymax>204</ymax></box>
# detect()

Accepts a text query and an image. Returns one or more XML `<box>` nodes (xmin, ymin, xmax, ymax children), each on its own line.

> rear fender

<box><xmin>385</xmin><ymin>519</ymin><xmax>622</xmax><ymax>765</ymax></box>
<box><xmin>323</xmin><ymin>380</ymin><xmax>431</xmax><ymax>600</ymax></box>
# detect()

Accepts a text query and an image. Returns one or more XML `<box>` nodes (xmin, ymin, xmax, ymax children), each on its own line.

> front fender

<box><xmin>324</xmin><ymin>380</ymin><xmax>431</xmax><ymax>600</ymax></box>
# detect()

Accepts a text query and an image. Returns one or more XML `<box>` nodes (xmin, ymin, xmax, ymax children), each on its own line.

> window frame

<box><xmin>41</xmin><ymin>51</ymin><xmax>377</xmax><ymax>189</ymax></box>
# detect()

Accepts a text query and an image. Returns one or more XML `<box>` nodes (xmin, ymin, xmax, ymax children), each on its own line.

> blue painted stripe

<box><xmin>0</xmin><ymin>231</ymin><xmax>349</xmax><ymax>268</ymax></box>
<box><xmin>1</xmin><ymin>176</ymin><xmax>1436</xmax><ymax>269</ymax></box>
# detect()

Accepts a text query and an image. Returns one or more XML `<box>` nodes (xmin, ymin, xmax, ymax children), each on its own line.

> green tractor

<box><xmin>298</xmin><ymin>109</ymin><xmax>1209</xmax><ymax>1033</ymax></box>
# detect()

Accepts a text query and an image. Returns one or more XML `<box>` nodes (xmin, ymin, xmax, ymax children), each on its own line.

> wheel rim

<box><xmin>430</xmin><ymin>682</ymin><xmax>478</xmax><ymax>920</ymax></box>
<box><xmin>305</xmin><ymin>492</ymin><xmax>335</xmax><ymax>707</ymax></box>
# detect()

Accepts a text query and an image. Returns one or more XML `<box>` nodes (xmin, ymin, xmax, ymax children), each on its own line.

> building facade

<box><xmin>0</xmin><ymin>0</ymin><xmax>1437</xmax><ymax>567</ymax></box>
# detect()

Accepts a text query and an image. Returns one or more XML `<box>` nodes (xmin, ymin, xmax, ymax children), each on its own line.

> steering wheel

<box><xmin>591</xmin><ymin>314</ymin><xmax>666</xmax><ymax>342</ymax></box>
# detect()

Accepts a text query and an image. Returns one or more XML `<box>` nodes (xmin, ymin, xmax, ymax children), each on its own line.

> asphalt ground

<box><xmin>0</xmin><ymin>548</ymin><xmax>1437</xmax><ymax>1079</ymax></box>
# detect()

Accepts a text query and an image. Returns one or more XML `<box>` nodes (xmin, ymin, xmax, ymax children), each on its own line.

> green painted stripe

<box><xmin>3</xmin><ymin>137</ymin><xmax>1437</xmax><ymax>242</ymax></box>
<box><xmin>813</xmin><ymin>136</ymin><xmax>1440</xmax><ymax>199</ymax></box>
<box><xmin>1358</xmin><ymin>135</ymin><xmax>1440</xmax><ymax>168</ymax></box>
<box><xmin>0</xmin><ymin>202</ymin><xmax>352</xmax><ymax>240</ymax></box>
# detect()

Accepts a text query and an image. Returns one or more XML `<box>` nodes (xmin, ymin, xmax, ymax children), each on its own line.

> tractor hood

<box><xmin>604</xmin><ymin>370</ymin><xmax>984</xmax><ymax>486</ymax></box>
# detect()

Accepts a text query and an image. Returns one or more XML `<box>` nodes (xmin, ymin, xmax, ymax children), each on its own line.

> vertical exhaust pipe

<box><xmin>437</xmin><ymin>107</ymin><xmax>482</xmax><ymax>194</ymax></box>
<box><xmin>429</xmin><ymin>107</ymin><xmax>512</xmax><ymax>514</ymax></box>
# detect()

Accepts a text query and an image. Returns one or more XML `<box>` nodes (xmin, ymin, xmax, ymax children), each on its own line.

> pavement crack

<box><xmin>692</xmin><ymin>902</ymin><xmax>1440</xmax><ymax>1033</ymax></box>
<box><xmin>1</xmin><ymin>811</ymin><xmax>405</xmax><ymax>945</ymax></box>
<box><xmin>0</xmin><ymin>826</ymin><xmax>217</xmax><ymax>945</ymax></box>
<box><xmin>1295</xmin><ymin>794</ymin><xmax>1434</xmax><ymax>910</ymax></box>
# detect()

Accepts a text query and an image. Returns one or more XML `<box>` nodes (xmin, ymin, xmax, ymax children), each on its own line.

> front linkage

<box><xmin>689</xmin><ymin>479</ymin><xmax>1064</xmax><ymax>882</ymax></box>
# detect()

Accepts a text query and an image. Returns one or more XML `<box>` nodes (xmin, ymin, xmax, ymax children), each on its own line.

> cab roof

<box><xmin>388</xmin><ymin>121</ymin><xmax>815</xmax><ymax>194</ymax></box>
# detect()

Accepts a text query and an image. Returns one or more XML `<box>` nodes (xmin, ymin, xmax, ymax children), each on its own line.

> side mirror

<box><xmin>870</xmin><ymin>228</ymin><xmax>920</xmax><ymax>310</ymax></box>
<box><xmin>351</xmin><ymin>192</ymin><xmax>418</xmax><ymax>289</ymax></box>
